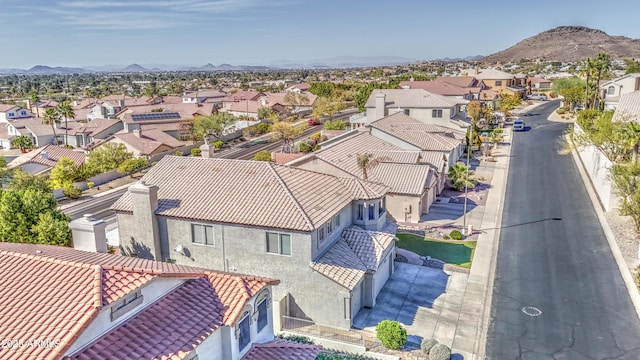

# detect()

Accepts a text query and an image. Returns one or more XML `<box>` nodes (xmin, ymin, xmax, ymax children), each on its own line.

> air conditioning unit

<box><xmin>404</xmin><ymin>204</ymin><xmax>412</xmax><ymax>213</ymax></box>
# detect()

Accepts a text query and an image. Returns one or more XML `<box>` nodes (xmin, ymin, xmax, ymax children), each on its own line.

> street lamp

<box><xmin>463</xmin><ymin>124</ymin><xmax>473</xmax><ymax>237</ymax></box>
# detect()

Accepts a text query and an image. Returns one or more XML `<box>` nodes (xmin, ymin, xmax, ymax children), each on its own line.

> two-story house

<box><xmin>7</xmin><ymin>144</ymin><xmax>85</xmax><ymax>175</ymax></box>
<box><xmin>599</xmin><ymin>73</ymin><xmax>640</xmax><ymax>110</ymax></box>
<box><xmin>111</xmin><ymin>156</ymin><xmax>397</xmax><ymax>329</ymax></box>
<box><xmin>360</xmin><ymin>89</ymin><xmax>469</xmax><ymax>130</ymax></box>
<box><xmin>288</xmin><ymin>130</ymin><xmax>444</xmax><ymax>224</ymax></box>
<box><xmin>0</xmin><ymin>104</ymin><xmax>31</xmax><ymax>123</ymax></box>
<box><xmin>0</xmin><ymin>242</ymin><xmax>299</xmax><ymax>360</ymax></box>
<box><xmin>182</xmin><ymin>89</ymin><xmax>228</xmax><ymax>104</ymax></box>
<box><xmin>460</xmin><ymin>68</ymin><xmax>527</xmax><ymax>97</ymax></box>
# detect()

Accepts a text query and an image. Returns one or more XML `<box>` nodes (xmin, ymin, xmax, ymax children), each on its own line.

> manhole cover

<box><xmin>522</xmin><ymin>306</ymin><xmax>542</xmax><ymax>317</ymax></box>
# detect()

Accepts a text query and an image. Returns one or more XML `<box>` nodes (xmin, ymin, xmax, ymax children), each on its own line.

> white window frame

<box><xmin>432</xmin><ymin>109</ymin><xmax>443</xmax><ymax>118</ymax></box>
<box><xmin>266</xmin><ymin>232</ymin><xmax>291</xmax><ymax>256</ymax></box>
<box><xmin>191</xmin><ymin>223</ymin><xmax>214</xmax><ymax>246</ymax></box>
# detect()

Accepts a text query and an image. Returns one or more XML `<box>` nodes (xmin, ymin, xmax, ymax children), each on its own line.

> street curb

<box><xmin>569</xmin><ymin>139</ymin><xmax>640</xmax><ymax>320</ymax></box>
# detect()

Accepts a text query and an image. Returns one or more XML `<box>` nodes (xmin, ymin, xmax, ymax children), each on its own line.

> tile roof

<box><xmin>311</xmin><ymin>226</ymin><xmax>396</xmax><ymax>290</ymax></box>
<box><xmin>460</xmin><ymin>68</ymin><xmax>518</xmax><ymax>80</ymax></box>
<box><xmin>182</xmin><ymin>89</ymin><xmax>227</xmax><ymax>98</ymax></box>
<box><xmin>11</xmin><ymin>117</ymin><xmax>56</xmax><ymax>137</ymax></box>
<box><xmin>528</xmin><ymin>77</ymin><xmax>551</xmax><ymax>84</ymax></box>
<box><xmin>420</xmin><ymin>151</ymin><xmax>447</xmax><ymax>170</ymax></box>
<box><xmin>241</xmin><ymin>339</ymin><xmax>322</xmax><ymax>360</ymax></box>
<box><xmin>368</xmin><ymin>163</ymin><xmax>434</xmax><ymax>195</ymax></box>
<box><xmin>112</xmin><ymin>128</ymin><xmax>187</xmax><ymax>155</ymax></box>
<box><xmin>0</xmin><ymin>104</ymin><xmax>20</xmax><ymax>112</ymax></box>
<box><xmin>272</xmin><ymin>152</ymin><xmax>305</xmax><ymax>164</ymax></box>
<box><xmin>436</xmin><ymin>76</ymin><xmax>480</xmax><ymax>88</ymax></box>
<box><xmin>368</xmin><ymin>112</ymin><xmax>465</xmax><ymax>151</ymax></box>
<box><xmin>0</xmin><ymin>243</ymin><xmax>277</xmax><ymax>360</ymax></box>
<box><xmin>119</xmin><ymin>103</ymin><xmax>216</xmax><ymax>122</ymax></box>
<box><xmin>111</xmin><ymin>157</ymin><xmax>388</xmax><ymax>232</ymax></box>
<box><xmin>221</xmin><ymin>90</ymin><xmax>266</xmax><ymax>102</ymax></box>
<box><xmin>68</xmin><ymin>118</ymin><xmax>121</xmax><ymax>137</ymax></box>
<box><xmin>612</xmin><ymin>91</ymin><xmax>640</xmax><ymax>122</ymax></box>
<box><xmin>364</xmin><ymin>89</ymin><xmax>461</xmax><ymax>109</ymax></box>
<box><xmin>399</xmin><ymin>79</ymin><xmax>470</xmax><ymax>96</ymax></box>
<box><xmin>24</xmin><ymin>145</ymin><xmax>86</xmax><ymax>169</ymax></box>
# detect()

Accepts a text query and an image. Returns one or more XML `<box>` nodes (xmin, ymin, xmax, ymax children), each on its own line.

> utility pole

<box><xmin>463</xmin><ymin>125</ymin><xmax>472</xmax><ymax>237</ymax></box>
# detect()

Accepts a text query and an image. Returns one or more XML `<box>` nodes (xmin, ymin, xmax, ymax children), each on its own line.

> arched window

<box><xmin>237</xmin><ymin>311</ymin><xmax>251</xmax><ymax>352</ymax></box>
<box><xmin>607</xmin><ymin>86</ymin><xmax>615</xmax><ymax>95</ymax></box>
<box><xmin>256</xmin><ymin>292</ymin><xmax>269</xmax><ymax>332</ymax></box>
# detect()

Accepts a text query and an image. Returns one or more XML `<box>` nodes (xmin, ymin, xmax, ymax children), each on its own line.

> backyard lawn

<box><xmin>396</xmin><ymin>233</ymin><xmax>477</xmax><ymax>268</ymax></box>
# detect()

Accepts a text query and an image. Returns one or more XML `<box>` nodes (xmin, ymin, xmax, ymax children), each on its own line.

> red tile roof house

<box><xmin>288</xmin><ymin>131</ymin><xmax>442</xmax><ymax>224</ymax></box>
<box><xmin>362</xmin><ymin>89</ymin><xmax>469</xmax><ymax>131</ymax></box>
<box><xmin>7</xmin><ymin>144</ymin><xmax>86</xmax><ymax>175</ymax></box>
<box><xmin>110</xmin><ymin>157</ymin><xmax>398</xmax><ymax>330</ymax></box>
<box><xmin>0</xmin><ymin>242</ymin><xmax>323</xmax><ymax>360</ymax></box>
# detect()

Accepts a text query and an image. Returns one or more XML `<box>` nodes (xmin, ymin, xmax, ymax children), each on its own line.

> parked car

<box><xmin>527</xmin><ymin>94</ymin><xmax>547</xmax><ymax>101</ymax></box>
<box><xmin>307</xmin><ymin>118</ymin><xmax>322</xmax><ymax>126</ymax></box>
<box><xmin>513</xmin><ymin>119</ymin><xmax>525</xmax><ymax>131</ymax></box>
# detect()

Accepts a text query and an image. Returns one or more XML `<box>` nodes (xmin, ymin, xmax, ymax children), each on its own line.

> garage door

<box><xmin>374</xmin><ymin>252</ymin><xmax>391</xmax><ymax>298</ymax></box>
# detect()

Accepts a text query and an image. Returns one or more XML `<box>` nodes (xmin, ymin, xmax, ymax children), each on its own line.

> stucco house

<box><xmin>111</xmin><ymin>156</ymin><xmax>397</xmax><ymax>329</ymax></box>
<box><xmin>66</xmin><ymin>118</ymin><xmax>123</xmax><ymax>148</ymax></box>
<box><xmin>0</xmin><ymin>104</ymin><xmax>31</xmax><ymax>123</ymax></box>
<box><xmin>460</xmin><ymin>68</ymin><xmax>527</xmax><ymax>96</ymax></box>
<box><xmin>289</xmin><ymin>130</ymin><xmax>445</xmax><ymax>224</ymax></box>
<box><xmin>7</xmin><ymin>144</ymin><xmax>85</xmax><ymax>175</ymax></box>
<box><xmin>182</xmin><ymin>89</ymin><xmax>228</xmax><ymax>104</ymax></box>
<box><xmin>4</xmin><ymin>117</ymin><xmax>57</xmax><ymax>148</ymax></box>
<box><xmin>599</xmin><ymin>73</ymin><xmax>640</xmax><ymax>110</ymax></box>
<box><xmin>358</xmin><ymin>89</ymin><xmax>469</xmax><ymax>130</ymax></box>
<box><xmin>0</xmin><ymin>242</ymin><xmax>299</xmax><ymax>360</ymax></box>
<box><xmin>611</xmin><ymin>91</ymin><xmax>640</xmax><ymax>123</ymax></box>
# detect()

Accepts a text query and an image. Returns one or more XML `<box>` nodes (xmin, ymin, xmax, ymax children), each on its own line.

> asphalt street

<box><xmin>486</xmin><ymin>101</ymin><xmax>640</xmax><ymax>359</ymax></box>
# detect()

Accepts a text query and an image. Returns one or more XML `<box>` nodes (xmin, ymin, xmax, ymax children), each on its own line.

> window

<box><xmin>432</xmin><ymin>109</ymin><xmax>442</xmax><ymax>118</ymax></box>
<box><xmin>368</xmin><ymin>205</ymin><xmax>375</xmax><ymax>220</ymax></box>
<box><xmin>495</xmin><ymin>80</ymin><xmax>502</xmax><ymax>86</ymax></box>
<box><xmin>266</xmin><ymin>232</ymin><xmax>291</xmax><ymax>255</ymax></box>
<box><xmin>607</xmin><ymin>86</ymin><xmax>615</xmax><ymax>95</ymax></box>
<box><xmin>8</xmin><ymin>113</ymin><xmax>14</xmax><ymax>117</ymax></box>
<box><xmin>318</xmin><ymin>226</ymin><xmax>325</xmax><ymax>243</ymax></box>
<box><xmin>326</xmin><ymin>219</ymin><xmax>334</xmax><ymax>234</ymax></box>
<box><xmin>379</xmin><ymin>199</ymin><xmax>385</xmax><ymax>216</ymax></box>
<box><xmin>111</xmin><ymin>291</ymin><xmax>143</xmax><ymax>321</ymax></box>
<box><xmin>238</xmin><ymin>312</ymin><xmax>251</xmax><ymax>352</ymax></box>
<box><xmin>357</xmin><ymin>204</ymin><xmax>364</xmax><ymax>220</ymax></box>
<box><xmin>192</xmin><ymin>224</ymin><xmax>214</xmax><ymax>245</ymax></box>
<box><xmin>257</xmin><ymin>297</ymin><xmax>268</xmax><ymax>332</ymax></box>
<box><xmin>20</xmin><ymin>111</ymin><xmax>26</xmax><ymax>116</ymax></box>
<box><xmin>334</xmin><ymin>214</ymin><xmax>340</xmax><ymax>228</ymax></box>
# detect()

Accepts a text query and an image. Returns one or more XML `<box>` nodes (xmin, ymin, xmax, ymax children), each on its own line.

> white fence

<box><xmin>573</xmin><ymin>122</ymin><xmax>620</xmax><ymax>212</ymax></box>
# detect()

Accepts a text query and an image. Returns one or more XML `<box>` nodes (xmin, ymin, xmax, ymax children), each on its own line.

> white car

<box><xmin>513</xmin><ymin>119</ymin><xmax>525</xmax><ymax>131</ymax></box>
<box><xmin>527</xmin><ymin>94</ymin><xmax>547</xmax><ymax>101</ymax></box>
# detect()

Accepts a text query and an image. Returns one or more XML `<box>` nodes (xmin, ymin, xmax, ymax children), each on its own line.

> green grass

<box><xmin>396</xmin><ymin>233</ymin><xmax>477</xmax><ymax>268</ymax></box>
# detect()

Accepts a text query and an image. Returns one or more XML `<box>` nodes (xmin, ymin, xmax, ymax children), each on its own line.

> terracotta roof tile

<box><xmin>613</xmin><ymin>91</ymin><xmax>640</xmax><ymax>122</ymax></box>
<box><xmin>111</xmin><ymin>157</ymin><xmax>388</xmax><ymax>231</ymax></box>
<box><xmin>241</xmin><ymin>339</ymin><xmax>322</xmax><ymax>360</ymax></box>
<box><xmin>368</xmin><ymin>112</ymin><xmax>464</xmax><ymax>151</ymax></box>
<box><xmin>364</xmin><ymin>89</ymin><xmax>463</xmax><ymax>109</ymax></box>
<box><xmin>0</xmin><ymin>243</ymin><xmax>278</xmax><ymax>359</ymax></box>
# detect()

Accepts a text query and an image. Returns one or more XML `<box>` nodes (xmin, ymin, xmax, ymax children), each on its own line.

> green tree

<box><xmin>308</xmin><ymin>82</ymin><xmax>337</xmax><ymax>97</ymax></box>
<box><xmin>497</xmin><ymin>93</ymin><xmax>521</xmax><ymax>117</ymax></box>
<box><xmin>253</xmin><ymin>150</ymin><xmax>272</xmax><ymax>161</ymax></box>
<box><xmin>579</xmin><ymin>57</ymin><xmax>595</xmax><ymax>109</ymax></box>
<box><xmin>552</xmin><ymin>77</ymin><xmax>586</xmax><ymax>96</ymax></box>
<box><xmin>257</xmin><ymin>106</ymin><xmax>278</xmax><ymax>120</ymax></box>
<box><xmin>8</xmin><ymin>169</ymin><xmax>51</xmax><ymax>193</ymax></box>
<box><xmin>448</xmin><ymin>162</ymin><xmax>476</xmax><ymax>191</ymax></box>
<box><xmin>591</xmin><ymin>52</ymin><xmax>611</xmax><ymax>109</ymax></box>
<box><xmin>623</xmin><ymin>122</ymin><xmax>640</xmax><ymax>163</ymax></box>
<box><xmin>117</xmin><ymin>157</ymin><xmax>149</xmax><ymax>178</ymax></box>
<box><xmin>42</xmin><ymin>108</ymin><xmax>60</xmax><ymax>145</ymax></box>
<box><xmin>49</xmin><ymin>156</ymin><xmax>80</xmax><ymax>189</ymax></box>
<box><xmin>559</xmin><ymin>86</ymin><xmax>585</xmax><ymax>110</ymax></box>
<box><xmin>355</xmin><ymin>153</ymin><xmax>389</xmax><ymax>180</ymax></box>
<box><xmin>624</xmin><ymin>59</ymin><xmax>640</xmax><ymax>74</ymax></box>
<box><xmin>31</xmin><ymin>212</ymin><xmax>72</xmax><ymax>246</ymax></box>
<box><xmin>611</xmin><ymin>162</ymin><xmax>640</xmax><ymax>232</ymax></box>
<box><xmin>194</xmin><ymin>112</ymin><xmax>237</xmax><ymax>142</ymax></box>
<box><xmin>270</xmin><ymin>121</ymin><xmax>307</xmax><ymax>152</ymax></box>
<box><xmin>86</xmin><ymin>143</ymin><xmax>133</xmax><ymax>174</ymax></box>
<box><xmin>29</xmin><ymin>92</ymin><xmax>40</xmax><ymax>117</ymax></box>
<box><xmin>312</xmin><ymin>95</ymin><xmax>346</xmax><ymax>120</ymax></box>
<box><xmin>56</xmin><ymin>101</ymin><xmax>75</xmax><ymax>147</ymax></box>
<box><xmin>284</xmin><ymin>91</ymin><xmax>310</xmax><ymax>114</ymax></box>
<box><xmin>12</xmin><ymin>135</ymin><xmax>33</xmax><ymax>152</ymax></box>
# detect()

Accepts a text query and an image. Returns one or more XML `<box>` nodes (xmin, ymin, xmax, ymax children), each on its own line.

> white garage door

<box><xmin>374</xmin><ymin>252</ymin><xmax>391</xmax><ymax>298</ymax></box>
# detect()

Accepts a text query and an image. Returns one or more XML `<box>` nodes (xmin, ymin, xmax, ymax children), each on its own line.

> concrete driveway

<box><xmin>353</xmin><ymin>262</ymin><xmax>468</xmax><ymax>346</ymax></box>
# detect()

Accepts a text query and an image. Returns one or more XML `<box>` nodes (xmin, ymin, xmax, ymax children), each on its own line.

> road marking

<box><xmin>521</xmin><ymin>306</ymin><xmax>542</xmax><ymax>317</ymax></box>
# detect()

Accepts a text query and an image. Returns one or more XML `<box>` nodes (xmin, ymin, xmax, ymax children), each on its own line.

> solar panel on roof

<box><xmin>130</xmin><ymin>112</ymin><xmax>181</xmax><ymax>121</ymax></box>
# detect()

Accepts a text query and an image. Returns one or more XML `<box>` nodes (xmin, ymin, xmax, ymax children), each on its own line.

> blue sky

<box><xmin>1</xmin><ymin>0</ymin><xmax>639</xmax><ymax>68</ymax></box>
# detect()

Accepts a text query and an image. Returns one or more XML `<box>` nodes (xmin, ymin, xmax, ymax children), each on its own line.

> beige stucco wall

<box><xmin>385</xmin><ymin>193</ymin><xmax>421</xmax><ymax>223</ymax></box>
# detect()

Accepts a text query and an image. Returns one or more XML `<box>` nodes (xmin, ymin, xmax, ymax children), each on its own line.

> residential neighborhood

<box><xmin>3</xmin><ymin>10</ymin><xmax>640</xmax><ymax>359</ymax></box>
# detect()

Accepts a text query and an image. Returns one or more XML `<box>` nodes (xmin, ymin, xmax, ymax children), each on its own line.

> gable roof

<box><xmin>364</xmin><ymin>89</ymin><xmax>462</xmax><ymax>109</ymax></box>
<box><xmin>311</xmin><ymin>226</ymin><xmax>396</xmax><ymax>290</ymax></box>
<box><xmin>399</xmin><ymin>79</ymin><xmax>471</xmax><ymax>96</ymax></box>
<box><xmin>460</xmin><ymin>68</ymin><xmax>524</xmax><ymax>80</ymax></box>
<box><xmin>14</xmin><ymin>144</ymin><xmax>86</xmax><ymax>169</ymax></box>
<box><xmin>0</xmin><ymin>104</ymin><xmax>20</xmax><ymax>112</ymax></box>
<box><xmin>11</xmin><ymin>117</ymin><xmax>56</xmax><ymax>137</ymax></box>
<box><xmin>368</xmin><ymin>112</ymin><xmax>465</xmax><ymax>151</ymax></box>
<box><xmin>241</xmin><ymin>339</ymin><xmax>322</xmax><ymax>360</ymax></box>
<box><xmin>111</xmin><ymin>157</ymin><xmax>388</xmax><ymax>232</ymax></box>
<box><xmin>612</xmin><ymin>91</ymin><xmax>640</xmax><ymax>122</ymax></box>
<box><xmin>0</xmin><ymin>243</ymin><xmax>277</xmax><ymax>360</ymax></box>
<box><xmin>112</xmin><ymin>128</ymin><xmax>186</xmax><ymax>155</ymax></box>
<box><xmin>600</xmin><ymin>73</ymin><xmax>640</xmax><ymax>87</ymax></box>
<box><xmin>68</xmin><ymin>118</ymin><xmax>121</xmax><ymax>137</ymax></box>
<box><xmin>436</xmin><ymin>76</ymin><xmax>480</xmax><ymax>88</ymax></box>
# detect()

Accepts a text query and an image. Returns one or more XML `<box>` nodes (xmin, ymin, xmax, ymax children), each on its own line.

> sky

<box><xmin>1</xmin><ymin>0</ymin><xmax>640</xmax><ymax>69</ymax></box>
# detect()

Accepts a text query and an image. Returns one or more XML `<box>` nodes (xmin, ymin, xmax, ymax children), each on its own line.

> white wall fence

<box><xmin>573</xmin><ymin>122</ymin><xmax>620</xmax><ymax>212</ymax></box>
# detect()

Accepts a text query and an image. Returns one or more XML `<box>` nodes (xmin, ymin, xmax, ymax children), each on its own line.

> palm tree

<box><xmin>623</xmin><ymin>122</ymin><xmax>640</xmax><ymax>163</ymax></box>
<box><xmin>448</xmin><ymin>162</ymin><xmax>476</xmax><ymax>191</ymax></box>
<box><xmin>579</xmin><ymin>57</ymin><xmax>593</xmax><ymax>109</ymax></box>
<box><xmin>355</xmin><ymin>153</ymin><xmax>389</xmax><ymax>180</ymax></box>
<box><xmin>42</xmin><ymin>108</ymin><xmax>60</xmax><ymax>145</ymax></box>
<box><xmin>591</xmin><ymin>52</ymin><xmax>611</xmax><ymax>109</ymax></box>
<box><xmin>56</xmin><ymin>101</ymin><xmax>75</xmax><ymax>147</ymax></box>
<box><xmin>29</xmin><ymin>92</ymin><xmax>40</xmax><ymax>117</ymax></box>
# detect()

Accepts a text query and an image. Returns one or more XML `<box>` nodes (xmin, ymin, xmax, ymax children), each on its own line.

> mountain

<box><xmin>25</xmin><ymin>65</ymin><xmax>88</xmax><ymax>74</ymax></box>
<box><xmin>482</xmin><ymin>26</ymin><xmax>640</xmax><ymax>63</ymax></box>
<box><xmin>431</xmin><ymin>55</ymin><xmax>484</xmax><ymax>62</ymax></box>
<box><xmin>270</xmin><ymin>56</ymin><xmax>417</xmax><ymax>68</ymax></box>
<box><xmin>120</xmin><ymin>64</ymin><xmax>149</xmax><ymax>72</ymax></box>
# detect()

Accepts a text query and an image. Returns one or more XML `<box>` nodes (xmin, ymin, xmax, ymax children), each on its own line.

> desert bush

<box><xmin>212</xmin><ymin>140</ymin><xmax>224</xmax><ymax>149</ymax></box>
<box><xmin>87</xmin><ymin>181</ymin><xmax>94</xmax><ymax>189</ymax></box>
<box><xmin>449</xmin><ymin>229</ymin><xmax>463</xmax><ymax>240</ymax></box>
<box><xmin>421</xmin><ymin>338</ymin><xmax>439</xmax><ymax>354</ymax></box>
<box><xmin>429</xmin><ymin>344</ymin><xmax>451</xmax><ymax>360</ymax></box>
<box><xmin>191</xmin><ymin>148</ymin><xmax>202</xmax><ymax>156</ymax></box>
<box><xmin>376</xmin><ymin>320</ymin><xmax>407</xmax><ymax>350</ymax></box>
<box><xmin>174</xmin><ymin>150</ymin><xmax>183</xmax><ymax>156</ymax></box>
<box><xmin>62</xmin><ymin>183</ymin><xmax>82</xmax><ymax>199</ymax></box>
<box><xmin>323</xmin><ymin>120</ymin><xmax>347</xmax><ymax>130</ymax></box>
<box><xmin>253</xmin><ymin>150</ymin><xmax>272</xmax><ymax>162</ymax></box>
<box><xmin>556</xmin><ymin>108</ymin><xmax>566</xmax><ymax>115</ymax></box>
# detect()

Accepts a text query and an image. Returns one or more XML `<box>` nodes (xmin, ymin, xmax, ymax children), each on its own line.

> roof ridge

<box><xmin>0</xmin><ymin>249</ymin><xmax>96</xmax><ymax>270</ymax></box>
<box><xmin>267</xmin><ymin>163</ymin><xmax>315</xmax><ymax>230</ymax></box>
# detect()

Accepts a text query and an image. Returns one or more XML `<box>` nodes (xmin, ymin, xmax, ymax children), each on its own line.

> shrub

<box><xmin>191</xmin><ymin>148</ymin><xmax>202</xmax><ymax>156</ymax></box>
<box><xmin>87</xmin><ymin>181</ymin><xmax>95</xmax><ymax>189</ymax></box>
<box><xmin>310</xmin><ymin>131</ymin><xmax>322</xmax><ymax>143</ymax></box>
<box><xmin>253</xmin><ymin>150</ymin><xmax>272</xmax><ymax>162</ymax></box>
<box><xmin>277</xmin><ymin>334</ymin><xmax>315</xmax><ymax>345</ymax></box>
<box><xmin>556</xmin><ymin>108</ymin><xmax>566</xmax><ymax>115</ymax></box>
<box><xmin>429</xmin><ymin>344</ymin><xmax>451</xmax><ymax>360</ymax></box>
<box><xmin>117</xmin><ymin>158</ymin><xmax>149</xmax><ymax>178</ymax></box>
<box><xmin>376</xmin><ymin>320</ymin><xmax>407</xmax><ymax>350</ymax></box>
<box><xmin>299</xmin><ymin>142</ymin><xmax>313</xmax><ymax>153</ymax></box>
<box><xmin>449</xmin><ymin>229</ymin><xmax>463</xmax><ymax>240</ymax></box>
<box><xmin>212</xmin><ymin>140</ymin><xmax>224</xmax><ymax>149</ymax></box>
<box><xmin>243</xmin><ymin>123</ymin><xmax>271</xmax><ymax>138</ymax></box>
<box><xmin>62</xmin><ymin>183</ymin><xmax>82</xmax><ymax>199</ymax></box>
<box><xmin>443</xmin><ymin>234</ymin><xmax>450</xmax><ymax>240</ymax></box>
<box><xmin>421</xmin><ymin>338</ymin><xmax>439</xmax><ymax>354</ymax></box>
<box><xmin>323</xmin><ymin>120</ymin><xmax>347</xmax><ymax>130</ymax></box>
<box><xmin>174</xmin><ymin>150</ymin><xmax>184</xmax><ymax>156</ymax></box>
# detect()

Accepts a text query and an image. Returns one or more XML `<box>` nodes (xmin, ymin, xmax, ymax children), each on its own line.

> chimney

<box><xmin>118</xmin><ymin>99</ymin><xmax>125</xmax><ymax>108</ymax></box>
<box><xmin>40</xmin><ymin>150</ymin><xmax>48</xmax><ymax>159</ymax></box>
<box><xmin>200</xmin><ymin>143</ymin><xmax>215</xmax><ymax>158</ymax></box>
<box><xmin>474</xmin><ymin>67</ymin><xmax>479</xmax><ymax>75</ymax></box>
<box><xmin>129</xmin><ymin>181</ymin><xmax>162</xmax><ymax>260</ymax></box>
<box><xmin>133</xmin><ymin>129</ymin><xmax>142</xmax><ymax>138</ymax></box>
<box><xmin>69</xmin><ymin>214</ymin><xmax>108</xmax><ymax>253</ymax></box>
<box><xmin>375</xmin><ymin>92</ymin><xmax>386</xmax><ymax>120</ymax></box>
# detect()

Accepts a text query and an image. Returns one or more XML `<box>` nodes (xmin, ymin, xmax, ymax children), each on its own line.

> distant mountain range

<box><xmin>0</xmin><ymin>56</ymin><xmax>421</xmax><ymax>75</ymax></box>
<box><xmin>430</xmin><ymin>55</ymin><xmax>484</xmax><ymax>62</ymax></box>
<box><xmin>482</xmin><ymin>26</ymin><xmax>640</xmax><ymax>63</ymax></box>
